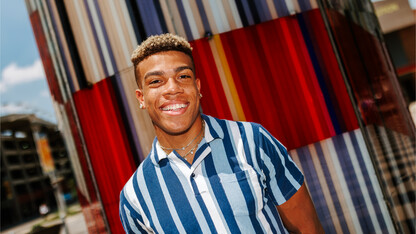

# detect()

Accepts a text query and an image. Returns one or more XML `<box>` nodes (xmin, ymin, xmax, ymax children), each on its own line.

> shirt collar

<box><xmin>150</xmin><ymin>114</ymin><xmax>224</xmax><ymax>165</ymax></box>
<box><xmin>202</xmin><ymin>114</ymin><xmax>224</xmax><ymax>142</ymax></box>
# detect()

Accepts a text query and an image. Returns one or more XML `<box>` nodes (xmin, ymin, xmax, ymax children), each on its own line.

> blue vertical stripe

<box><xmin>82</xmin><ymin>0</ymin><xmax>108</xmax><ymax>76</ymax></box>
<box><xmin>296</xmin><ymin>146</ymin><xmax>337</xmax><ymax>234</ymax></box>
<box><xmin>136</xmin><ymin>0</ymin><xmax>164</xmax><ymax>36</ymax></box>
<box><xmin>195</xmin><ymin>0</ymin><xmax>212</xmax><ymax>35</ymax></box>
<box><xmin>333</xmin><ymin>135</ymin><xmax>375</xmax><ymax>233</ymax></box>
<box><xmin>349</xmin><ymin>132</ymin><xmax>389</xmax><ymax>231</ymax></box>
<box><xmin>92</xmin><ymin>0</ymin><xmax>118</xmax><ymax>73</ymax></box>
<box><xmin>174</xmin><ymin>0</ymin><xmax>193</xmax><ymax>40</ymax></box>
<box><xmin>273</xmin><ymin>0</ymin><xmax>290</xmax><ymax>17</ymax></box>
<box><xmin>314</xmin><ymin>143</ymin><xmax>349</xmax><ymax>233</ymax></box>
<box><xmin>298</xmin><ymin>0</ymin><xmax>312</xmax><ymax>11</ymax></box>
<box><xmin>296</xmin><ymin>13</ymin><xmax>343</xmax><ymax>134</ymax></box>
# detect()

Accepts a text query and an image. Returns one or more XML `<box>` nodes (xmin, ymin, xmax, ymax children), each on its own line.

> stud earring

<box><xmin>139</xmin><ymin>103</ymin><xmax>143</xmax><ymax>109</ymax></box>
<box><xmin>199</xmin><ymin>93</ymin><xmax>203</xmax><ymax>98</ymax></box>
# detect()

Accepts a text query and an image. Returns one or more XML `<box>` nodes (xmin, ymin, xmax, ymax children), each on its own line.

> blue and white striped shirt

<box><xmin>120</xmin><ymin>115</ymin><xmax>304</xmax><ymax>233</ymax></box>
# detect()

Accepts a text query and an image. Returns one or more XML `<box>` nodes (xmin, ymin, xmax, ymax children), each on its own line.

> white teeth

<box><xmin>161</xmin><ymin>103</ymin><xmax>187</xmax><ymax>111</ymax></box>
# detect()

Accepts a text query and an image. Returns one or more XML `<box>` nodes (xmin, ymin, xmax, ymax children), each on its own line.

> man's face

<box><xmin>136</xmin><ymin>51</ymin><xmax>201</xmax><ymax>136</ymax></box>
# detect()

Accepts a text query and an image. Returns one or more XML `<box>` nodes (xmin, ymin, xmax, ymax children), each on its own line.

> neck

<box><xmin>156</xmin><ymin>115</ymin><xmax>204</xmax><ymax>150</ymax></box>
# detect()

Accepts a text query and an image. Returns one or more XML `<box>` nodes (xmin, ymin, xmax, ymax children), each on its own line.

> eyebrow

<box><xmin>143</xmin><ymin>66</ymin><xmax>194</xmax><ymax>80</ymax></box>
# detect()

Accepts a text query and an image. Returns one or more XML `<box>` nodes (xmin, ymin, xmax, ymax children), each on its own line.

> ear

<box><xmin>196</xmin><ymin>78</ymin><xmax>201</xmax><ymax>95</ymax></box>
<box><xmin>135</xmin><ymin>89</ymin><xmax>145</xmax><ymax>108</ymax></box>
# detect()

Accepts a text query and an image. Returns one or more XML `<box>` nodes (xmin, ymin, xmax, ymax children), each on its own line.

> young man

<box><xmin>119</xmin><ymin>33</ymin><xmax>324</xmax><ymax>233</ymax></box>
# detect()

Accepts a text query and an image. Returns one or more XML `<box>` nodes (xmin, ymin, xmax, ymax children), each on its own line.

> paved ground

<box><xmin>2</xmin><ymin>205</ymin><xmax>88</xmax><ymax>234</ymax></box>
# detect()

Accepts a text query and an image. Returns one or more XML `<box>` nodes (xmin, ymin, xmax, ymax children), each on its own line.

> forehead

<box><xmin>137</xmin><ymin>51</ymin><xmax>193</xmax><ymax>75</ymax></box>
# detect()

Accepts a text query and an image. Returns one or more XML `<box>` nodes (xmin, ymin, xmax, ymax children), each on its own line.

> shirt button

<box><xmin>191</xmin><ymin>173</ymin><xmax>195</xmax><ymax>178</ymax></box>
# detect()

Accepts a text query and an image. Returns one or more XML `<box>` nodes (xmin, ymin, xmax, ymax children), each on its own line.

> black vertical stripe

<box><xmin>247</xmin><ymin>0</ymin><xmax>260</xmax><ymax>24</ymax></box>
<box><xmin>54</xmin><ymin>0</ymin><xmax>89</xmax><ymax>89</ymax></box>
<box><xmin>155</xmin><ymin>0</ymin><xmax>168</xmax><ymax>33</ymax></box>
<box><xmin>234</xmin><ymin>0</ymin><xmax>249</xmax><ymax>27</ymax></box>
<box><xmin>125</xmin><ymin>0</ymin><xmax>148</xmax><ymax>42</ymax></box>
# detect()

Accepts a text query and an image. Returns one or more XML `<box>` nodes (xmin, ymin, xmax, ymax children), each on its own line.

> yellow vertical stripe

<box><xmin>210</xmin><ymin>35</ymin><xmax>246</xmax><ymax>121</ymax></box>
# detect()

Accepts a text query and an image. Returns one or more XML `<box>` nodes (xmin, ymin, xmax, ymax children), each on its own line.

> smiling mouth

<box><xmin>161</xmin><ymin>103</ymin><xmax>189</xmax><ymax>111</ymax></box>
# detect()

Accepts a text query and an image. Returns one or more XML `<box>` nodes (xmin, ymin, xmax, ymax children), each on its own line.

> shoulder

<box><xmin>203</xmin><ymin>114</ymin><xmax>263</xmax><ymax>133</ymax></box>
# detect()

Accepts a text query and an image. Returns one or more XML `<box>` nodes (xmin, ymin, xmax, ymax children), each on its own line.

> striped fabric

<box><xmin>365</xmin><ymin>125</ymin><xmax>416</xmax><ymax>233</ymax></box>
<box><xmin>193</xmin><ymin>11</ymin><xmax>358</xmax><ymax>150</ymax></box>
<box><xmin>120</xmin><ymin>115</ymin><xmax>304</xmax><ymax>233</ymax></box>
<box><xmin>290</xmin><ymin>129</ymin><xmax>396</xmax><ymax>234</ymax></box>
<box><xmin>26</xmin><ymin>0</ymin><xmax>319</xmax><ymax>92</ymax></box>
<box><xmin>25</xmin><ymin>0</ymin><xmax>414</xmax><ymax>233</ymax></box>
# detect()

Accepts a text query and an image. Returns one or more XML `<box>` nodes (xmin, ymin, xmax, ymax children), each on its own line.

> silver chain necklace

<box><xmin>159</xmin><ymin>120</ymin><xmax>205</xmax><ymax>151</ymax></box>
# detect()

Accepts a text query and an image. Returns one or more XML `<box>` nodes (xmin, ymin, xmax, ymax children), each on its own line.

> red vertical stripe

<box><xmin>73</xmin><ymin>78</ymin><xmax>136</xmax><ymax>233</ymax></box>
<box><xmin>191</xmin><ymin>40</ymin><xmax>233</xmax><ymax>120</ymax></box>
<box><xmin>306</xmin><ymin>10</ymin><xmax>359</xmax><ymax>131</ymax></box>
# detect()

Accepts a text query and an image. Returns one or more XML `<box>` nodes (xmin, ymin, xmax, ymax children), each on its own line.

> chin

<box><xmin>154</xmin><ymin>120</ymin><xmax>192</xmax><ymax>136</ymax></box>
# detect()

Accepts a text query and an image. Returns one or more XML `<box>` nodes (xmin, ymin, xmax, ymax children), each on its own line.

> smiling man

<box><xmin>119</xmin><ymin>33</ymin><xmax>324</xmax><ymax>234</ymax></box>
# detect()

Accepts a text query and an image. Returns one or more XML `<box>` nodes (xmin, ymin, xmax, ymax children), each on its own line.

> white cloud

<box><xmin>0</xmin><ymin>59</ymin><xmax>45</xmax><ymax>93</ymax></box>
<box><xmin>0</xmin><ymin>102</ymin><xmax>56</xmax><ymax>123</ymax></box>
<box><xmin>40</xmin><ymin>89</ymin><xmax>50</xmax><ymax>97</ymax></box>
<box><xmin>0</xmin><ymin>103</ymin><xmax>31</xmax><ymax>115</ymax></box>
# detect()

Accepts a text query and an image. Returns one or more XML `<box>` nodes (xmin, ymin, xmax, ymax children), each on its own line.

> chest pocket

<box><xmin>211</xmin><ymin>168</ymin><xmax>264</xmax><ymax>216</ymax></box>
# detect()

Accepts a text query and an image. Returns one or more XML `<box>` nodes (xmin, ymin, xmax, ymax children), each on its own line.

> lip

<box><xmin>159</xmin><ymin>102</ymin><xmax>189</xmax><ymax>115</ymax></box>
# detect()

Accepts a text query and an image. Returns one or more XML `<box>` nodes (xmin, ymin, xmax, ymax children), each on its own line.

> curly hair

<box><xmin>131</xmin><ymin>33</ymin><xmax>194</xmax><ymax>88</ymax></box>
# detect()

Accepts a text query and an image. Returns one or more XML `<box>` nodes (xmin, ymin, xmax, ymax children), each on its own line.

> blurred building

<box><xmin>0</xmin><ymin>114</ymin><xmax>75</xmax><ymax>229</ymax></box>
<box><xmin>25</xmin><ymin>0</ymin><xmax>415</xmax><ymax>233</ymax></box>
<box><xmin>373</xmin><ymin>0</ymin><xmax>415</xmax><ymax>107</ymax></box>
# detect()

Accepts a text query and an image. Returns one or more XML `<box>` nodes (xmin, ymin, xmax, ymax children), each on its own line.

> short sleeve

<box><xmin>257</xmin><ymin>125</ymin><xmax>304</xmax><ymax>205</ymax></box>
<box><xmin>119</xmin><ymin>187</ymin><xmax>149</xmax><ymax>233</ymax></box>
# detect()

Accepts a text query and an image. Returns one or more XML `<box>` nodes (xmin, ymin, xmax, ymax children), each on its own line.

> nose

<box><xmin>163</xmin><ymin>77</ymin><xmax>183</xmax><ymax>95</ymax></box>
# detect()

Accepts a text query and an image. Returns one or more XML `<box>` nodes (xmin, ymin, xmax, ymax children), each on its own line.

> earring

<box><xmin>139</xmin><ymin>103</ymin><xmax>143</xmax><ymax>109</ymax></box>
<box><xmin>199</xmin><ymin>93</ymin><xmax>203</xmax><ymax>98</ymax></box>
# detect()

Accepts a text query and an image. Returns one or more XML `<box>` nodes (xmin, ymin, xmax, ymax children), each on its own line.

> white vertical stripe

<box><xmin>208</xmin><ymin>0</ymin><xmax>230</xmax><ymax>33</ymax></box>
<box><xmin>242</xmin><ymin>123</ymin><xmax>261</xmax><ymax>172</ymax></box>
<box><xmin>228</xmin><ymin>122</ymin><xmax>270</xmax><ymax>231</ymax></box>
<box><xmin>28</xmin><ymin>0</ymin><xmax>37</xmax><ymax>11</ymax></box>
<box><xmin>310</xmin><ymin>0</ymin><xmax>319</xmax><ymax>9</ymax></box>
<box><xmin>229</xmin><ymin>122</ymin><xmax>248</xmax><ymax>169</ymax></box>
<box><xmin>194</xmin><ymin>166</ymin><xmax>229</xmax><ymax>233</ymax></box>
<box><xmin>343</xmin><ymin>132</ymin><xmax>382</xmax><ymax>233</ymax></box>
<box><xmin>215</xmin><ymin>0</ymin><xmax>231</xmax><ymax>32</ymax></box>
<box><xmin>107</xmin><ymin>0</ymin><xmax>132</xmax><ymax>67</ymax></box>
<box><xmin>154</xmin><ymin>168</ymin><xmax>186</xmax><ymax>233</ymax></box>
<box><xmin>119</xmin><ymin>0</ymin><xmax>139</xmax><ymax>56</ymax></box>
<box><xmin>124</xmin><ymin>177</ymin><xmax>153</xmax><ymax>232</ymax></box>
<box><xmin>167</xmin><ymin>157</ymin><xmax>211</xmax><ymax>231</ymax></box>
<box><xmin>265</xmin><ymin>0</ymin><xmax>279</xmax><ymax>18</ymax></box>
<box><xmin>292</xmin><ymin>0</ymin><xmax>301</xmax><ymax>13</ymax></box>
<box><xmin>224</xmin><ymin>0</ymin><xmax>243</xmax><ymax>28</ymax></box>
<box><xmin>86</xmin><ymin>0</ymin><xmax>114</xmax><ymax>76</ymax></box>
<box><xmin>326</xmin><ymin>138</ymin><xmax>363</xmax><ymax>233</ymax></box>
<box><xmin>137</xmin><ymin>165</ymin><xmax>165</xmax><ymax>234</ymax></box>
<box><xmin>260</xmin><ymin>128</ymin><xmax>301</xmax><ymax>190</ymax></box>
<box><xmin>308</xmin><ymin>144</ymin><xmax>343</xmax><ymax>233</ymax></box>
<box><xmin>284</xmin><ymin>0</ymin><xmax>296</xmax><ymax>14</ymax></box>
<box><xmin>259</xmin><ymin>148</ymin><xmax>285</xmax><ymax>203</ymax></box>
<box><xmin>73</xmin><ymin>0</ymin><xmax>100</xmax><ymax>81</ymax></box>
<box><xmin>320</xmin><ymin>141</ymin><xmax>356</xmax><ymax>232</ymax></box>
<box><xmin>354</xmin><ymin>130</ymin><xmax>396</xmax><ymax>233</ymax></box>
<box><xmin>181</xmin><ymin>0</ymin><xmax>200</xmax><ymax>39</ymax></box>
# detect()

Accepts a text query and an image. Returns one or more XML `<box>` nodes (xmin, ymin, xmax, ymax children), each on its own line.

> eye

<box><xmin>178</xmin><ymin>74</ymin><xmax>192</xmax><ymax>80</ymax></box>
<box><xmin>149</xmin><ymin>79</ymin><xmax>161</xmax><ymax>85</ymax></box>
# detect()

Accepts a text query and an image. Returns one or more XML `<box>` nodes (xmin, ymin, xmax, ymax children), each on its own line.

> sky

<box><xmin>0</xmin><ymin>0</ymin><xmax>415</xmax><ymax>125</ymax></box>
<box><xmin>0</xmin><ymin>0</ymin><xmax>56</xmax><ymax>123</ymax></box>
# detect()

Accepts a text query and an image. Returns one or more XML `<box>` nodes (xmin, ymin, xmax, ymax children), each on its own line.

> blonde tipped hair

<box><xmin>131</xmin><ymin>33</ymin><xmax>194</xmax><ymax>88</ymax></box>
